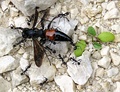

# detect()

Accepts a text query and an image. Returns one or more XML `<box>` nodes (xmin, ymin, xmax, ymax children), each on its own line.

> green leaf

<box><xmin>93</xmin><ymin>42</ymin><xmax>102</xmax><ymax>49</ymax></box>
<box><xmin>74</xmin><ymin>40</ymin><xmax>86</xmax><ymax>57</ymax></box>
<box><xmin>74</xmin><ymin>48</ymin><xmax>83</xmax><ymax>57</ymax></box>
<box><xmin>98</xmin><ymin>32</ymin><xmax>115</xmax><ymax>42</ymax></box>
<box><xmin>87</xmin><ymin>26</ymin><xmax>96</xmax><ymax>36</ymax></box>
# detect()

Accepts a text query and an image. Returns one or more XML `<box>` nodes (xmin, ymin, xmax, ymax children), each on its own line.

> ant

<box><xmin>12</xmin><ymin>7</ymin><xmax>75</xmax><ymax>69</ymax></box>
<box><xmin>70</xmin><ymin>57</ymin><xmax>82</xmax><ymax>65</ymax></box>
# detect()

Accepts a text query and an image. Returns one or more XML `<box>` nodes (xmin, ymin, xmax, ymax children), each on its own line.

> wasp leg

<box><xmin>13</xmin><ymin>38</ymin><xmax>26</xmax><ymax>47</ymax></box>
<box><xmin>48</xmin><ymin>12</ymin><xmax>70</xmax><ymax>29</ymax></box>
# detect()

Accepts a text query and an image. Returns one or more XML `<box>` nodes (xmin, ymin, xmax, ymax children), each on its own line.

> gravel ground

<box><xmin>0</xmin><ymin>0</ymin><xmax>120</xmax><ymax>92</ymax></box>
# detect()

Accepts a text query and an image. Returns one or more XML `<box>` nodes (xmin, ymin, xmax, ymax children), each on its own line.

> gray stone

<box><xmin>0</xmin><ymin>76</ymin><xmax>11</xmax><ymax>92</ymax></box>
<box><xmin>11</xmin><ymin>67</ymin><xmax>29</xmax><ymax>87</ymax></box>
<box><xmin>98</xmin><ymin>56</ymin><xmax>111</xmax><ymax>68</ymax></box>
<box><xmin>0</xmin><ymin>56</ymin><xmax>18</xmax><ymax>73</ymax></box>
<box><xmin>67</xmin><ymin>51</ymin><xmax>93</xmax><ymax>85</ymax></box>
<box><xmin>27</xmin><ymin>57</ymin><xmax>56</xmax><ymax>86</ymax></box>
<box><xmin>10</xmin><ymin>0</ymin><xmax>58</xmax><ymax>16</ymax></box>
<box><xmin>0</xmin><ymin>27</ymin><xmax>20</xmax><ymax>56</ymax></box>
<box><xmin>54</xmin><ymin>74</ymin><xmax>75</xmax><ymax>92</ymax></box>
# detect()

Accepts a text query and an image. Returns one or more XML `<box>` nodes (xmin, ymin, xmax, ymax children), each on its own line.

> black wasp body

<box><xmin>13</xmin><ymin>7</ymin><xmax>74</xmax><ymax>68</ymax></box>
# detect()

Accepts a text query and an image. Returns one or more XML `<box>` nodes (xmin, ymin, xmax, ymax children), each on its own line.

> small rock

<box><xmin>13</xmin><ymin>88</ymin><xmax>21</xmax><ymax>92</ymax></box>
<box><xmin>54</xmin><ymin>74</ymin><xmax>75</xmax><ymax>92</ymax></box>
<box><xmin>107</xmin><ymin>67</ymin><xmax>119</xmax><ymax>77</ymax></box>
<box><xmin>78</xmin><ymin>34</ymin><xmax>87</xmax><ymax>40</ymax></box>
<box><xmin>67</xmin><ymin>51</ymin><xmax>93</xmax><ymax>85</ymax></box>
<box><xmin>10</xmin><ymin>7</ymin><xmax>19</xmax><ymax>17</ymax></box>
<box><xmin>113</xmin><ymin>73</ymin><xmax>120</xmax><ymax>82</ymax></box>
<box><xmin>22</xmin><ymin>52</ymin><xmax>30</xmax><ymax>59</ymax></box>
<box><xmin>106</xmin><ymin>1</ymin><xmax>116</xmax><ymax>10</ymax></box>
<box><xmin>104</xmin><ymin>8</ymin><xmax>120</xmax><ymax>20</ymax></box>
<box><xmin>0</xmin><ymin>27</ymin><xmax>20</xmax><ymax>56</ymax></box>
<box><xmin>92</xmin><ymin>51</ymin><xmax>102</xmax><ymax>59</ymax></box>
<box><xmin>96</xmin><ymin>0</ymin><xmax>105</xmax><ymax>3</ymax></box>
<box><xmin>100</xmin><ymin>81</ymin><xmax>111</xmax><ymax>92</ymax></box>
<box><xmin>110</xmin><ymin>50</ymin><xmax>120</xmax><ymax>66</ymax></box>
<box><xmin>20</xmin><ymin>57</ymin><xmax>30</xmax><ymax>71</ymax></box>
<box><xmin>49</xmin><ymin>3</ymin><xmax>61</xmax><ymax>16</ymax></box>
<box><xmin>27</xmin><ymin>57</ymin><xmax>56</xmax><ymax>86</ymax></box>
<box><xmin>10</xmin><ymin>0</ymin><xmax>57</xmax><ymax>16</ymax></box>
<box><xmin>80</xmin><ymin>0</ymin><xmax>90</xmax><ymax>5</ymax></box>
<box><xmin>0</xmin><ymin>56</ymin><xmax>18</xmax><ymax>73</ymax></box>
<box><xmin>79</xmin><ymin>15</ymin><xmax>89</xmax><ymax>24</ymax></box>
<box><xmin>113</xmin><ymin>82</ymin><xmax>120</xmax><ymax>92</ymax></box>
<box><xmin>1</xmin><ymin>1</ymin><xmax>9</xmax><ymax>11</ymax></box>
<box><xmin>14</xmin><ymin>16</ymin><xmax>29</xmax><ymax>28</ymax></box>
<box><xmin>72</xmin><ymin>34</ymin><xmax>78</xmax><ymax>44</ymax></box>
<box><xmin>111</xmin><ymin>25</ymin><xmax>120</xmax><ymax>33</ymax></box>
<box><xmin>83</xmin><ymin>5</ymin><xmax>102</xmax><ymax>18</ymax></box>
<box><xmin>96</xmin><ymin>68</ymin><xmax>104</xmax><ymax>78</ymax></box>
<box><xmin>18</xmin><ymin>47</ymin><xmax>25</xmax><ymax>55</ymax></box>
<box><xmin>114</xmin><ymin>34</ymin><xmax>120</xmax><ymax>42</ymax></box>
<box><xmin>11</xmin><ymin>67</ymin><xmax>29</xmax><ymax>87</ymax></box>
<box><xmin>98</xmin><ymin>56</ymin><xmax>111</xmax><ymax>68</ymax></box>
<box><xmin>100</xmin><ymin>46</ymin><xmax>110</xmax><ymax>56</ymax></box>
<box><xmin>0</xmin><ymin>76</ymin><xmax>11</xmax><ymax>92</ymax></box>
<box><xmin>70</xmin><ymin>7</ymin><xmax>79</xmax><ymax>19</ymax></box>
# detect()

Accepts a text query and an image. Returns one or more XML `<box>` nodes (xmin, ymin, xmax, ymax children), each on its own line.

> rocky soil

<box><xmin>0</xmin><ymin>0</ymin><xmax>120</xmax><ymax>92</ymax></box>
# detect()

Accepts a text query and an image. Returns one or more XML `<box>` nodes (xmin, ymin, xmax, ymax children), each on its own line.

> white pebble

<box><xmin>106</xmin><ymin>1</ymin><xmax>116</xmax><ymax>10</ymax></box>
<box><xmin>54</xmin><ymin>74</ymin><xmax>75</xmax><ymax>92</ymax></box>
<box><xmin>96</xmin><ymin>68</ymin><xmax>104</xmax><ymax>78</ymax></box>
<box><xmin>110</xmin><ymin>50</ymin><xmax>120</xmax><ymax>66</ymax></box>
<box><xmin>104</xmin><ymin>8</ymin><xmax>120</xmax><ymax>20</ymax></box>
<box><xmin>107</xmin><ymin>67</ymin><xmax>119</xmax><ymax>77</ymax></box>
<box><xmin>1</xmin><ymin>1</ymin><xmax>8</xmax><ymax>11</ymax></box>
<box><xmin>18</xmin><ymin>47</ymin><xmax>25</xmax><ymax>55</ymax></box>
<box><xmin>0</xmin><ymin>56</ymin><xmax>18</xmax><ymax>73</ymax></box>
<box><xmin>98</xmin><ymin>56</ymin><xmax>111</xmax><ymax>68</ymax></box>
<box><xmin>113</xmin><ymin>82</ymin><xmax>120</xmax><ymax>92</ymax></box>
<box><xmin>100</xmin><ymin>46</ymin><xmax>110</xmax><ymax>56</ymax></box>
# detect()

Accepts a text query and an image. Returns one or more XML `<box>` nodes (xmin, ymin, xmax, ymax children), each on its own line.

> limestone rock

<box><xmin>0</xmin><ymin>27</ymin><xmax>20</xmax><ymax>56</ymax></box>
<box><xmin>10</xmin><ymin>0</ymin><xmax>58</xmax><ymax>16</ymax></box>
<box><xmin>0</xmin><ymin>56</ymin><xmax>18</xmax><ymax>73</ymax></box>
<box><xmin>0</xmin><ymin>76</ymin><xmax>11</xmax><ymax>92</ymax></box>
<box><xmin>54</xmin><ymin>74</ymin><xmax>75</xmax><ymax>92</ymax></box>
<box><xmin>107</xmin><ymin>67</ymin><xmax>119</xmax><ymax>77</ymax></box>
<box><xmin>98</xmin><ymin>56</ymin><xmax>111</xmax><ymax>68</ymax></box>
<box><xmin>110</xmin><ymin>51</ymin><xmax>120</xmax><ymax>66</ymax></box>
<box><xmin>11</xmin><ymin>67</ymin><xmax>29</xmax><ymax>87</ymax></box>
<box><xmin>27</xmin><ymin>57</ymin><xmax>56</xmax><ymax>86</ymax></box>
<box><xmin>67</xmin><ymin>51</ymin><xmax>93</xmax><ymax>85</ymax></box>
<box><xmin>113</xmin><ymin>82</ymin><xmax>120</xmax><ymax>92</ymax></box>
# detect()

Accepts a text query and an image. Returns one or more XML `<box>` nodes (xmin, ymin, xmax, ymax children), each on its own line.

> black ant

<box><xmin>12</xmin><ymin>7</ymin><xmax>74</xmax><ymax>69</ymax></box>
<box><xmin>70</xmin><ymin>57</ymin><xmax>82</xmax><ymax>65</ymax></box>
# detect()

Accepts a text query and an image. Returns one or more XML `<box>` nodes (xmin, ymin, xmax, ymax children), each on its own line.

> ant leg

<box><xmin>21</xmin><ymin>64</ymin><xmax>31</xmax><ymax>75</ymax></box>
<box><xmin>48</xmin><ymin>12</ymin><xmax>70</xmax><ymax>29</ymax></box>
<box><xmin>13</xmin><ymin>38</ymin><xmax>26</xmax><ymax>47</ymax></box>
<box><xmin>58</xmin><ymin>54</ymin><xmax>67</xmax><ymax>66</ymax></box>
<box><xmin>40</xmin><ymin>77</ymin><xmax>48</xmax><ymax>85</ymax></box>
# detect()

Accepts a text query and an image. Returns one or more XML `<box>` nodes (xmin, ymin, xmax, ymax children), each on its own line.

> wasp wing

<box><xmin>33</xmin><ymin>38</ymin><xmax>44</xmax><ymax>67</ymax></box>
